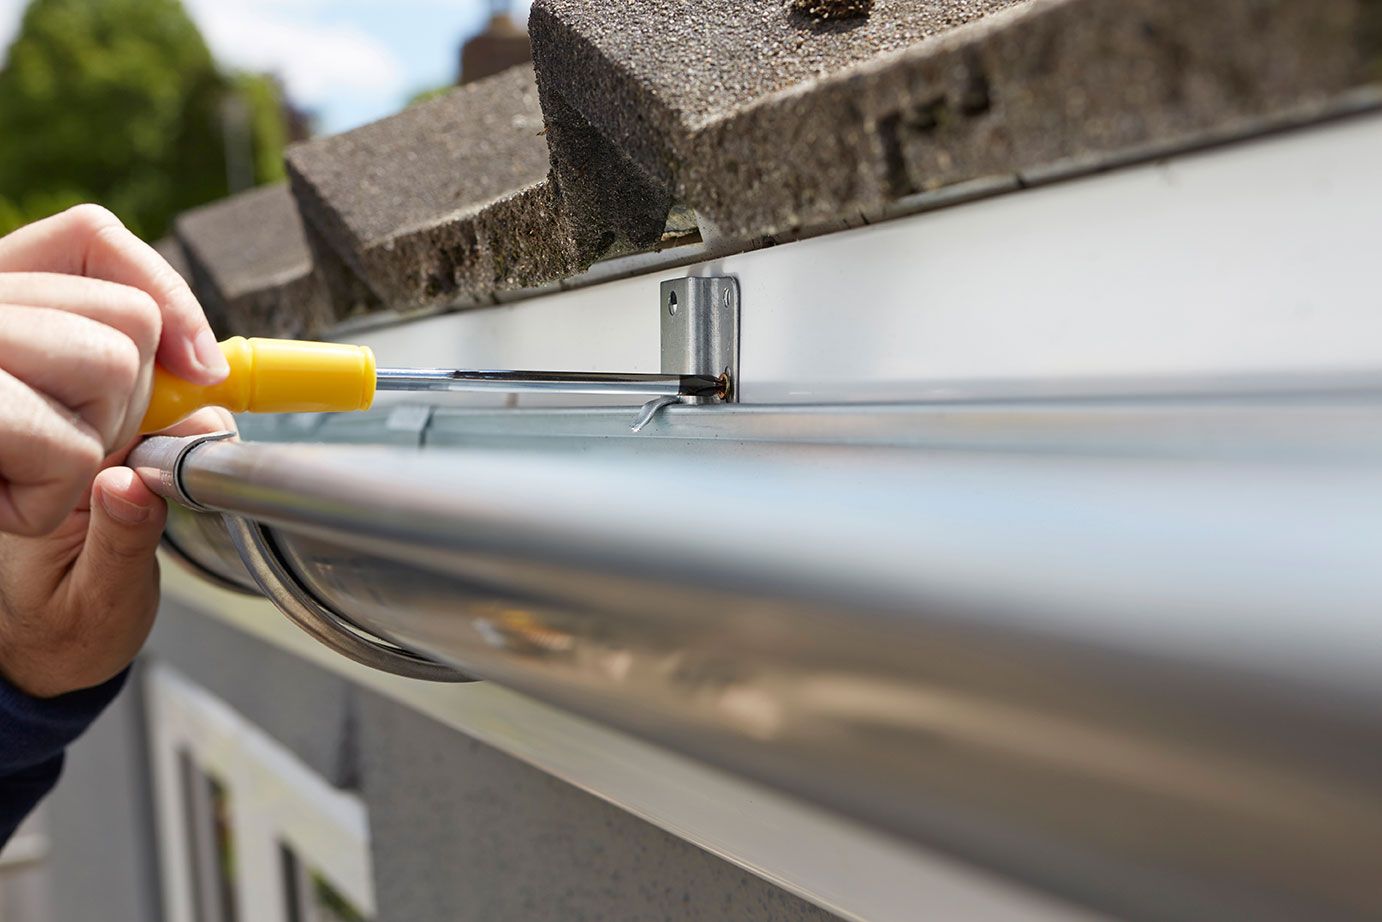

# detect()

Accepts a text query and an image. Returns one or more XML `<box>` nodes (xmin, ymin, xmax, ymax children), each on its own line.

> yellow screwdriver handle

<box><xmin>140</xmin><ymin>336</ymin><xmax>377</xmax><ymax>434</ymax></box>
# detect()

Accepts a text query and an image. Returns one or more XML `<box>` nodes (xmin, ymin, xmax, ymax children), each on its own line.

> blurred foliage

<box><xmin>234</xmin><ymin>73</ymin><xmax>289</xmax><ymax>186</ymax></box>
<box><xmin>0</xmin><ymin>0</ymin><xmax>288</xmax><ymax>239</ymax></box>
<box><xmin>406</xmin><ymin>84</ymin><xmax>453</xmax><ymax>107</ymax></box>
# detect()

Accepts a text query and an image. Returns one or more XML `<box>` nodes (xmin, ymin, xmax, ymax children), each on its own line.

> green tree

<box><xmin>0</xmin><ymin>0</ymin><xmax>287</xmax><ymax>239</ymax></box>
<box><xmin>234</xmin><ymin>73</ymin><xmax>289</xmax><ymax>185</ymax></box>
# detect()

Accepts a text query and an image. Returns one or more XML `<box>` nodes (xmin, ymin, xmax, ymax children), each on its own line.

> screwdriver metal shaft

<box><xmin>375</xmin><ymin>368</ymin><xmax>726</xmax><ymax>399</ymax></box>
<box><xmin>141</xmin><ymin>337</ymin><xmax>729</xmax><ymax>434</ymax></box>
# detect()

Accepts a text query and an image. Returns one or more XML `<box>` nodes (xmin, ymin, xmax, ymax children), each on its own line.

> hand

<box><xmin>0</xmin><ymin>408</ymin><xmax>237</xmax><ymax>698</ymax></box>
<box><xmin>0</xmin><ymin>205</ymin><xmax>233</xmax><ymax>697</ymax></box>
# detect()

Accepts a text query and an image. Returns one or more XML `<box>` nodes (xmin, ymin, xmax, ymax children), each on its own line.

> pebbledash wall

<box><xmin>39</xmin><ymin>600</ymin><xmax>842</xmax><ymax>922</ymax></box>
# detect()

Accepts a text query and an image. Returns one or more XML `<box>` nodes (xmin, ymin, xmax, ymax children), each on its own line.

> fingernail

<box><xmin>100</xmin><ymin>488</ymin><xmax>151</xmax><ymax>525</ymax></box>
<box><xmin>192</xmin><ymin>329</ymin><xmax>230</xmax><ymax>380</ymax></box>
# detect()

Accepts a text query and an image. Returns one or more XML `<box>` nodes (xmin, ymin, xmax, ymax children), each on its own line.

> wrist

<box><xmin>0</xmin><ymin>666</ymin><xmax>130</xmax><ymax>776</ymax></box>
<box><xmin>0</xmin><ymin>638</ymin><xmax>121</xmax><ymax>700</ymax></box>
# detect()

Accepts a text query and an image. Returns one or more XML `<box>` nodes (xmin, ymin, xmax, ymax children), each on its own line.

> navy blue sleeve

<box><xmin>0</xmin><ymin>669</ymin><xmax>127</xmax><ymax>846</ymax></box>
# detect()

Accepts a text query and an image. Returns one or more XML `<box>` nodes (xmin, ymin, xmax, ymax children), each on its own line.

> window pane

<box><xmin>280</xmin><ymin>842</ymin><xmax>370</xmax><ymax>922</ymax></box>
<box><xmin>177</xmin><ymin>750</ymin><xmax>238</xmax><ymax>922</ymax></box>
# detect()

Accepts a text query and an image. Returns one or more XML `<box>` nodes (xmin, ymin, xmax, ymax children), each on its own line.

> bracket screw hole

<box><xmin>668</xmin><ymin>291</ymin><xmax>678</xmax><ymax>316</ymax></box>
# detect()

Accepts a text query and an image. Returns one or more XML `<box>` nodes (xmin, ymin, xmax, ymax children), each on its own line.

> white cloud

<box><xmin>0</xmin><ymin>0</ymin><xmax>408</xmax><ymax>108</ymax></box>
<box><xmin>0</xmin><ymin>0</ymin><xmax>24</xmax><ymax>63</ymax></box>
<box><xmin>0</xmin><ymin>0</ymin><xmax>530</xmax><ymax>132</ymax></box>
<box><xmin>183</xmin><ymin>0</ymin><xmax>406</xmax><ymax>109</ymax></box>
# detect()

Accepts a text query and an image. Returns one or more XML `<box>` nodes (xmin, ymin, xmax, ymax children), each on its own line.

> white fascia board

<box><xmin>352</xmin><ymin>111</ymin><xmax>1382</xmax><ymax>406</ymax></box>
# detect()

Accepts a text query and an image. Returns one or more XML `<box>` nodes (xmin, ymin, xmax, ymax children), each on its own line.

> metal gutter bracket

<box><xmin>133</xmin><ymin>429</ymin><xmax>237</xmax><ymax>511</ymax></box>
<box><xmin>634</xmin><ymin>276</ymin><xmax>739</xmax><ymax>432</ymax></box>
<box><xmin>224</xmin><ymin>516</ymin><xmax>473</xmax><ymax>682</ymax></box>
<box><xmin>132</xmin><ymin>434</ymin><xmax>472</xmax><ymax>682</ymax></box>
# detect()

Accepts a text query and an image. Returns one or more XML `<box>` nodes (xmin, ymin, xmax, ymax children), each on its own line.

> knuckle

<box><xmin>93</xmin><ymin>337</ymin><xmax>141</xmax><ymax>446</ymax></box>
<box><xmin>123</xmin><ymin>289</ymin><xmax>162</xmax><ymax>353</ymax></box>
<box><xmin>61</xmin><ymin>430</ymin><xmax>105</xmax><ymax>480</ymax></box>
<box><xmin>63</xmin><ymin>203</ymin><xmax>121</xmax><ymax>235</ymax></box>
<box><xmin>81</xmin><ymin>424</ymin><xmax>103</xmax><ymax>459</ymax></box>
<box><xmin>25</xmin><ymin>397</ymin><xmax>103</xmax><ymax>475</ymax></box>
<box><xmin>91</xmin><ymin>328</ymin><xmax>142</xmax><ymax>390</ymax></box>
<box><xmin>148</xmin><ymin>264</ymin><xmax>194</xmax><ymax>317</ymax></box>
<box><xmin>52</xmin><ymin>411</ymin><xmax>109</xmax><ymax>474</ymax></box>
<box><xmin>7</xmin><ymin>444</ymin><xmax>96</xmax><ymax>536</ymax></box>
<box><xmin>0</xmin><ymin>383</ymin><xmax>103</xmax><ymax>534</ymax></box>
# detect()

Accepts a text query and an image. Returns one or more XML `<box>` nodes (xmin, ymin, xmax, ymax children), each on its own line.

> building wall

<box><xmin>45</xmin><ymin>667</ymin><xmax>163</xmax><ymax>922</ymax></box>
<box><xmin>0</xmin><ymin>811</ymin><xmax>55</xmax><ymax>922</ymax></box>
<box><xmin>41</xmin><ymin>600</ymin><xmax>840</xmax><ymax>922</ymax></box>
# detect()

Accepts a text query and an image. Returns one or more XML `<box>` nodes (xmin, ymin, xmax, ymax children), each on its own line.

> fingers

<box><xmin>0</xmin><ymin>274</ymin><xmax>162</xmax><ymax>444</ymax></box>
<box><xmin>0</xmin><ymin>303</ymin><xmax>152</xmax><ymax>450</ymax></box>
<box><xmin>0</xmin><ymin>205</ymin><xmax>228</xmax><ymax>385</ymax></box>
<box><xmin>0</xmin><ymin>273</ymin><xmax>161</xmax><ymax>357</ymax></box>
<box><xmin>0</xmin><ymin>369</ymin><xmax>105</xmax><ymax>536</ymax></box>
<box><xmin>89</xmin><ymin>465</ymin><xmax>167</xmax><ymax>535</ymax></box>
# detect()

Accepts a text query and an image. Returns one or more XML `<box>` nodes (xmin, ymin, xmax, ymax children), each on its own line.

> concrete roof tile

<box><xmin>173</xmin><ymin>183</ymin><xmax>332</xmax><ymax>337</ymax></box>
<box><xmin>532</xmin><ymin>0</ymin><xmax>1382</xmax><ymax>240</ymax></box>
<box><xmin>166</xmin><ymin>1</ymin><xmax>1382</xmax><ymax>333</ymax></box>
<box><xmin>284</xmin><ymin>65</ymin><xmax>571</xmax><ymax>312</ymax></box>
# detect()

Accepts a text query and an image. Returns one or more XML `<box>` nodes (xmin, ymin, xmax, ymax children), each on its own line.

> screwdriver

<box><xmin>139</xmin><ymin>336</ymin><xmax>726</xmax><ymax>434</ymax></box>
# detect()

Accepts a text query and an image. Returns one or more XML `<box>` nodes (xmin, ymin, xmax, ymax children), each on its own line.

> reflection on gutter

<box><xmin>470</xmin><ymin>603</ymin><xmax>577</xmax><ymax>656</ymax></box>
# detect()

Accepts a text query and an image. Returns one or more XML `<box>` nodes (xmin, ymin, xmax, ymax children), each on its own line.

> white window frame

<box><xmin>146</xmin><ymin>664</ymin><xmax>375</xmax><ymax>922</ymax></box>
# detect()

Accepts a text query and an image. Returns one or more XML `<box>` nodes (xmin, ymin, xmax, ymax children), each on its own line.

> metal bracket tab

<box><xmin>634</xmin><ymin>276</ymin><xmax>739</xmax><ymax>432</ymax></box>
<box><xmin>660</xmin><ymin>276</ymin><xmax>739</xmax><ymax>403</ymax></box>
<box><xmin>384</xmin><ymin>404</ymin><xmax>435</xmax><ymax>446</ymax></box>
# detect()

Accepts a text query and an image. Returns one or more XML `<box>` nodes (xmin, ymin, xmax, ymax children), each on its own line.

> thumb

<box><xmin>30</xmin><ymin>465</ymin><xmax>168</xmax><ymax>696</ymax></box>
<box><xmin>80</xmin><ymin>466</ymin><xmax>167</xmax><ymax>590</ymax></box>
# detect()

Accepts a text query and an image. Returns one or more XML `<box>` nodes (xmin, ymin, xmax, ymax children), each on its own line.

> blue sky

<box><xmin>0</xmin><ymin>0</ymin><xmax>532</xmax><ymax>135</ymax></box>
